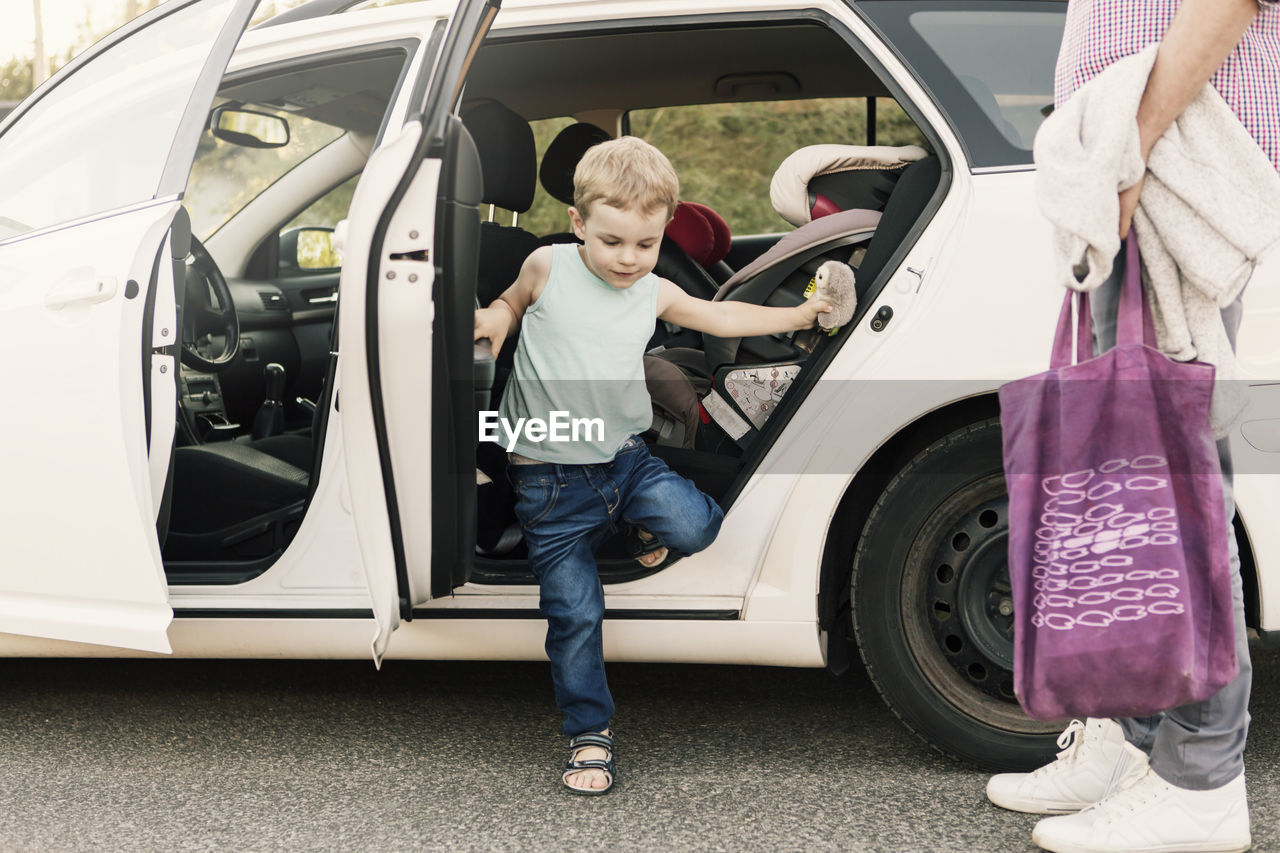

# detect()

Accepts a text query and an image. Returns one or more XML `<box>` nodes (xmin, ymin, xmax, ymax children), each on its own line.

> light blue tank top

<box><xmin>497</xmin><ymin>243</ymin><xmax>659</xmax><ymax>463</ymax></box>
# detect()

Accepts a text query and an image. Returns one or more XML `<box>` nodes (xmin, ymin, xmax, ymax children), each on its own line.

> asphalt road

<box><xmin>0</xmin><ymin>648</ymin><xmax>1276</xmax><ymax>852</ymax></box>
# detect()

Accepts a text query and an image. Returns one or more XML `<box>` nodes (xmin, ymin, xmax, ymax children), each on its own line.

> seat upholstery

<box><xmin>461</xmin><ymin>101</ymin><xmax>542</xmax><ymax>399</ymax></box>
<box><xmin>769</xmin><ymin>143</ymin><xmax>927</xmax><ymax>226</ymax></box>
<box><xmin>850</xmin><ymin>155</ymin><xmax>942</xmax><ymax>291</ymax></box>
<box><xmin>704</xmin><ymin>155</ymin><xmax>941</xmax><ymax>371</ymax></box>
<box><xmin>461</xmin><ymin>101</ymin><xmax>541</xmax><ymax>308</ymax></box>
<box><xmin>661</xmin><ymin>201</ymin><xmax>734</xmax><ymax>291</ymax></box>
<box><xmin>540</xmin><ymin>122</ymin><xmax>612</xmax><ymax>207</ymax></box>
<box><xmin>169</xmin><ymin>442</ymin><xmax>309</xmax><ymax>533</ymax></box>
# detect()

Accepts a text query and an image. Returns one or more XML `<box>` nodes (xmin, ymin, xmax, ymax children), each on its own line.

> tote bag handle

<box><xmin>1049</xmin><ymin>239</ymin><xmax>1155</xmax><ymax>368</ymax></box>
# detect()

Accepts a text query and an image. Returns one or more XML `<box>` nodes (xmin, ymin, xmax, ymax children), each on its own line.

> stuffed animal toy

<box><xmin>811</xmin><ymin>260</ymin><xmax>857</xmax><ymax>331</ymax></box>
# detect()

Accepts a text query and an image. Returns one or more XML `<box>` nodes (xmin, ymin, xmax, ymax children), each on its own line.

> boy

<box><xmin>473</xmin><ymin>136</ymin><xmax>830</xmax><ymax>794</ymax></box>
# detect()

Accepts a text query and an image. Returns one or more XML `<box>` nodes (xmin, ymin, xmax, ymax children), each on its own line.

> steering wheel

<box><xmin>181</xmin><ymin>235</ymin><xmax>240</xmax><ymax>371</ymax></box>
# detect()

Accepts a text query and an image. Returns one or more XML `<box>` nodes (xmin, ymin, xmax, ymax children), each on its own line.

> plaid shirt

<box><xmin>1055</xmin><ymin>0</ymin><xmax>1280</xmax><ymax>169</ymax></box>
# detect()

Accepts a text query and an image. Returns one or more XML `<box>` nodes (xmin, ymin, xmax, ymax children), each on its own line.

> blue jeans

<box><xmin>508</xmin><ymin>436</ymin><xmax>724</xmax><ymax>737</ymax></box>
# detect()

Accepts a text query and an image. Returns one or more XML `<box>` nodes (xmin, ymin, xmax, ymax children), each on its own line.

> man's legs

<box><xmin>1014</xmin><ymin>248</ymin><xmax>1254</xmax><ymax>852</ymax></box>
<box><xmin>989</xmin><ymin>247</ymin><xmax>1253</xmax><ymax>828</ymax></box>
<box><xmin>1088</xmin><ymin>248</ymin><xmax>1252</xmax><ymax>790</ymax></box>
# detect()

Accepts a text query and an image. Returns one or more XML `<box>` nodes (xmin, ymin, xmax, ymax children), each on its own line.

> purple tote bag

<box><xmin>998</xmin><ymin>240</ymin><xmax>1237</xmax><ymax>721</ymax></box>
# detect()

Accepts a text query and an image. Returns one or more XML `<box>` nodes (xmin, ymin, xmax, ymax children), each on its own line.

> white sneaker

<box><xmin>1031</xmin><ymin>755</ymin><xmax>1251</xmax><ymax>853</ymax></box>
<box><xmin>987</xmin><ymin>719</ymin><xmax>1148</xmax><ymax>814</ymax></box>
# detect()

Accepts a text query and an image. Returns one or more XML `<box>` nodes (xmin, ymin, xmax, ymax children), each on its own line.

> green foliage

<box><xmin>510</xmin><ymin>99</ymin><xmax>927</xmax><ymax>238</ymax></box>
<box><xmin>186</xmin><ymin>105</ymin><xmax>346</xmax><ymax>239</ymax></box>
<box><xmin>296</xmin><ymin>229</ymin><xmax>340</xmax><ymax>269</ymax></box>
<box><xmin>286</xmin><ymin>175</ymin><xmax>359</xmax><ymax>232</ymax></box>
<box><xmin>0</xmin><ymin>56</ymin><xmax>34</xmax><ymax>103</ymax></box>
<box><xmin>3</xmin><ymin>0</ymin><xmax>164</xmax><ymax>105</ymax></box>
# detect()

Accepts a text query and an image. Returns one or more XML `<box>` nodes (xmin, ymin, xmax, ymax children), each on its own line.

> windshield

<box><xmin>857</xmin><ymin>0</ymin><xmax>1066</xmax><ymax>169</ymax></box>
<box><xmin>185</xmin><ymin>99</ymin><xmax>345</xmax><ymax>240</ymax></box>
<box><xmin>0</xmin><ymin>0</ymin><xmax>240</xmax><ymax>241</ymax></box>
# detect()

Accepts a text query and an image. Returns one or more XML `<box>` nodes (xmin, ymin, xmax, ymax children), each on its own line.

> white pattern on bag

<box><xmin>1031</xmin><ymin>456</ymin><xmax>1185</xmax><ymax>631</ymax></box>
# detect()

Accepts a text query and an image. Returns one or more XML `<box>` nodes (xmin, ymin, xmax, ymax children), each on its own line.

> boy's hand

<box><xmin>474</xmin><ymin>303</ymin><xmax>512</xmax><ymax>356</ymax></box>
<box><xmin>796</xmin><ymin>298</ymin><xmax>832</xmax><ymax>330</ymax></box>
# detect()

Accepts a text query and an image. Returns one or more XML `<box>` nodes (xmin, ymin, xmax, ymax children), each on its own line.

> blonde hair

<box><xmin>573</xmin><ymin>136</ymin><xmax>680</xmax><ymax>221</ymax></box>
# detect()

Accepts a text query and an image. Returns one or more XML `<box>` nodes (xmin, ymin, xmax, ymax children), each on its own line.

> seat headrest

<box><xmin>770</xmin><ymin>144</ymin><xmax>928</xmax><ymax>226</ymax></box>
<box><xmin>665</xmin><ymin>201</ymin><xmax>731</xmax><ymax>269</ymax></box>
<box><xmin>460</xmin><ymin>101</ymin><xmax>537</xmax><ymax>213</ymax></box>
<box><xmin>539</xmin><ymin>122</ymin><xmax>612</xmax><ymax>205</ymax></box>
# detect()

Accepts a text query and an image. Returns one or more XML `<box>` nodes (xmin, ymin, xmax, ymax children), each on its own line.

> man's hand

<box><xmin>474</xmin><ymin>301</ymin><xmax>515</xmax><ymax>356</ymax></box>
<box><xmin>1118</xmin><ymin>174</ymin><xmax>1146</xmax><ymax>239</ymax></box>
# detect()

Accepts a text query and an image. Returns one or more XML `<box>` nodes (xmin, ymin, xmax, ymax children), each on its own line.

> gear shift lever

<box><xmin>252</xmin><ymin>362</ymin><xmax>286</xmax><ymax>440</ymax></box>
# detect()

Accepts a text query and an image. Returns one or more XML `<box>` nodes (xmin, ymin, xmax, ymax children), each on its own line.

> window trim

<box><xmin>853</xmin><ymin>0</ymin><xmax>1066</xmax><ymax>169</ymax></box>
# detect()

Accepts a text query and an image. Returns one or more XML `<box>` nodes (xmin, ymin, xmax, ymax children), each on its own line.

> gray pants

<box><xmin>1090</xmin><ymin>247</ymin><xmax>1252</xmax><ymax>790</ymax></box>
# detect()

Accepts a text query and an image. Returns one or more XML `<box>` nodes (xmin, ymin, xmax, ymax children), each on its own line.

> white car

<box><xmin>1</xmin><ymin>0</ymin><xmax>1277</xmax><ymax>771</ymax></box>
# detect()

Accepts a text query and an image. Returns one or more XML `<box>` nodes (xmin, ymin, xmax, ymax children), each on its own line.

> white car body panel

<box><xmin>337</xmin><ymin>119</ymin><xmax>430</xmax><ymax>662</ymax></box>
<box><xmin>1</xmin><ymin>0</ymin><xmax>1277</xmax><ymax>675</ymax></box>
<box><xmin>371</xmin><ymin>156</ymin><xmax>443</xmax><ymax>611</ymax></box>
<box><xmin>0</xmin><ymin>201</ymin><xmax>178</xmax><ymax>654</ymax></box>
<box><xmin>1233</xmin><ymin>263</ymin><xmax>1280</xmax><ymax>630</ymax></box>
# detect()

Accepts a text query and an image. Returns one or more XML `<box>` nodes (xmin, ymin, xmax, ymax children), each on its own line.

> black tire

<box><xmin>851</xmin><ymin>418</ymin><xmax>1060</xmax><ymax>771</ymax></box>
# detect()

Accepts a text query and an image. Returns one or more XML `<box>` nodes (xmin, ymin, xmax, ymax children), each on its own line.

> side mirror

<box><xmin>279</xmin><ymin>226</ymin><xmax>339</xmax><ymax>274</ymax></box>
<box><xmin>210</xmin><ymin>105</ymin><xmax>290</xmax><ymax>149</ymax></box>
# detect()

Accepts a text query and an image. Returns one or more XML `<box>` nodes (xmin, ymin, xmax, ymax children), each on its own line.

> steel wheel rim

<box><xmin>900</xmin><ymin>473</ymin><xmax>1058</xmax><ymax>734</ymax></box>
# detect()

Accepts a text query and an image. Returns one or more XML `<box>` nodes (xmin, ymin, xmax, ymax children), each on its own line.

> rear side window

<box><xmin>856</xmin><ymin>0</ymin><xmax>1066</xmax><ymax>169</ymax></box>
<box><xmin>628</xmin><ymin>99</ymin><xmax>926</xmax><ymax>235</ymax></box>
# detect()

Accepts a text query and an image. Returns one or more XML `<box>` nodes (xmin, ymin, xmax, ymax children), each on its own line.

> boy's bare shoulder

<box><xmin>521</xmin><ymin>244</ymin><xmax>557</xmax><ymax>302</ymax></box>
<box><xmin>526</xmin><ymin>244</ymin><xmax>556</xmax><ymax>271</ymax></box>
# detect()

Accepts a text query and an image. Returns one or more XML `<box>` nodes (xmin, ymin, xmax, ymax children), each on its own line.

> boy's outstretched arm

<box><xmin>656</xmin><ymin>279</ymin><xmax>830</xmax><ymax>338</ymax></box>
<box><xmin>473</xmin><ymin>246</ymin><xmax>553</xmax><ymax>356</ymax></box>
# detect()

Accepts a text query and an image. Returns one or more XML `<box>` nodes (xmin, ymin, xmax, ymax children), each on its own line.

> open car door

<box><xmin>340</xmin><ymin>0</ymin><xmax>498</xmax><ymax>662</ymax></box>
<box><xmin>0</xmin><ymin>0</ymin><xmax>258</xmax><ymax>653</ymax></box>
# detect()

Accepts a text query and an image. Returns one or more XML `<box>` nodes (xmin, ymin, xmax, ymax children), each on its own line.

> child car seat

<box><xmin>770</xmin><ymin>143</ymin><xmax>928</xmax><ymax>226</ymax></box>
<box><xmin>697</xmin><ymin>147</ymin><xmax>941</xmax><ymax>448</ymax></box>
<box><xmin>701</xmin><ymin>144</ymin><xmax>929</xmax><ymax>371</ymax></box>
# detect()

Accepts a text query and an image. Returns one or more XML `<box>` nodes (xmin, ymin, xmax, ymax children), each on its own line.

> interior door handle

<box><xmin>45</xmin><ymin>275</ymin><xmax>118</xmax><ymax>309</ymax></box>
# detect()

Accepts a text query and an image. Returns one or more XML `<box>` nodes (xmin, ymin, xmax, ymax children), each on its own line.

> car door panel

<box><xmin>0</xmin><ymin>0</ymin><xmax>258</xmax><ymax>652</ymax></box>
<box><xmin>340</xmin><ymin>0</ymin><xmax>498</xmax><ymax>662</ymax></box>
<box><xmin>0</xmin><ymin>202</ymin><xmax>182</xmax><ymax>653</ymax></box>
<box><xmin>338</xmin><ymin>120</ymin><xmax>429</xmax><ymax>662</ymax></box>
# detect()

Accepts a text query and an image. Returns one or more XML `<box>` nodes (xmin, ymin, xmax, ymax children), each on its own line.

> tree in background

<box><xmin>0</xmin><ymin>55</ymin><xmax>35</xmax><ymax>104</ymax></box>
<box><xmin>4</xmin><ymin>0</ymin><xmax>166</xmax><ymax>104</ymax></box>
<box><xmin>32</xmin><ymin>0</ymin><xmax>47</xmax><ymax>86</ymax></box>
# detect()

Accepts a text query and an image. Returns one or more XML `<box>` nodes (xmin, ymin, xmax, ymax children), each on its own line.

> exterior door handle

<box><xmin>45</xmin><ymin>275</ymin><xmax>118</xmax><ymax>309</ymax></box>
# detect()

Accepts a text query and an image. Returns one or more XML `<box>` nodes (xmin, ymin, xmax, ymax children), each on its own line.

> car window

<box><xmin>283</xmin><ymin>174</ymin><xmax>360</xmax><ymax>233</ymax></box>
<box><xmin>501</xmin><ymin>102</ymin><xmax>926</xmax><ymax>239</ymax></box>
<box><xmin>186</xmin><ymin>103</ymin><xmax>346</xmax><ymax>241</ymax></box>
<box><xmin>856</xmin><ymin>0</ymin><xmax>1066</xmax><ymax>169</ymax></box>
<box><xmin>0</xmin><ymin>0</ymin><xmax>240</xmax><ymax>242</ymax></box>
<box><xmin>629</xmin><ymin>98</ymin><xmax>927</xmax><ymax>235</ymax></box>
<box><xmin>510</xmin><ymin>116</ymin><xmax>577</xmax><ymax>236</ymax></box>
<box><xmin>275</xmin><ymin>174</ymin><xmax>360</xmax><ymax>274</ymax></box>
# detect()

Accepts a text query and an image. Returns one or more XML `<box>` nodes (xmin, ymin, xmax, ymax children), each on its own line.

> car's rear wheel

<box><xmin>851</xmin><ymin>418</ymin><xmax>1061</xmax><ymax>770</ymax></box>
